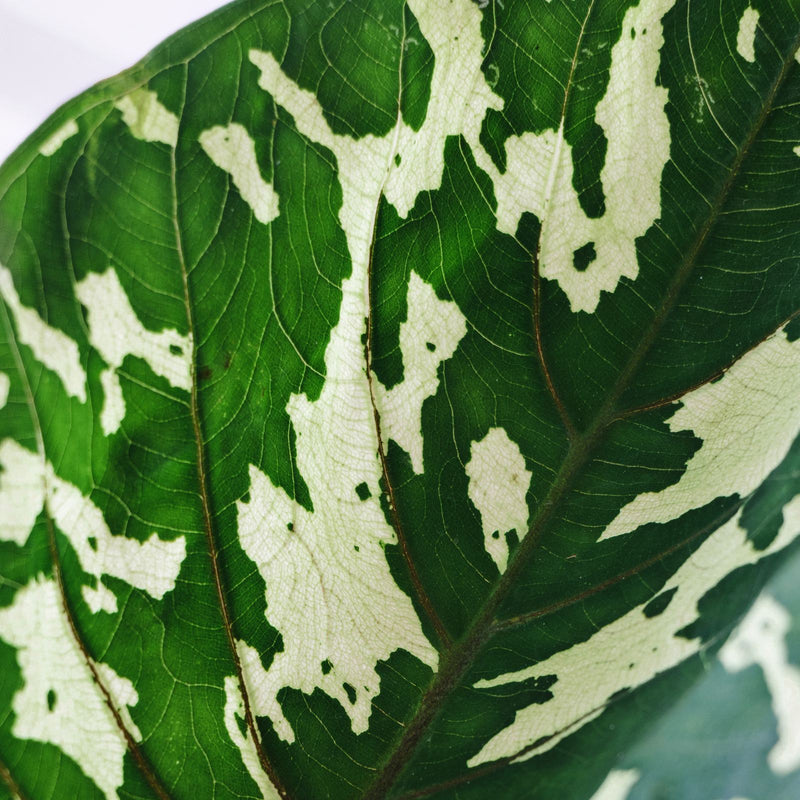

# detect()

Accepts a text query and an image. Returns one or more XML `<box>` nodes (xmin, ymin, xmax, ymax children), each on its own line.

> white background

<box><xmin>0</xmin><ymin>0</ymin><xmax>224</xmax><ymax>162</ymax></box>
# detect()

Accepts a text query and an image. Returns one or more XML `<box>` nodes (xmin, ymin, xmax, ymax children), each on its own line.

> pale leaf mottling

<box><xmin>736</xmin><ymin>6</ymin><xmax>760</xmax><ymax>63</ymax></box>
<box><xmin>114</xmin><ymin>88</ymin><xmax>179</xmax><ymax>146</ymax></box>
<box><xmin>0</xmin><ymin>264</ymin><xmax>86</xmax><ymax>402</ymax></box>
<box><xmin>375</xmin><ymin>271</ymin><xmax>467</xmax><ymax>474</ymax></box>
<box><xmin>199</xmin><ymin>123</ymin><xmax>280</xmax><ymax>225</ymax></box>
<box><xmin>466</xmin><ymin>427</ymin><xmax>532</xmax><ymax>572</ymax></box>
<box><xmin>469</xmin><ymin>496</ymin><xmax>800</xmax><ymax>766</ymax></box>
<box><xmin>0</xmin><ymin>577</ymin><xmax>139</xmax><ymax>800</ymax></box>
<box><xmin>603</xmin><ymin>327</ymin><xmax>800</xmax><ymax>540</ymax></box>
<box><xmin>39</xmin><ymin>119</ymin><xmax>79</xmax><ymax>157</ymax></box>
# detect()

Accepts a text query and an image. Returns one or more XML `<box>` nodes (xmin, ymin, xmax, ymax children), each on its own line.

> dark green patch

<box><xmin>784</xmin><ymin>315</ymin><xmax>800</xmax><ymax>341</ymax></box>
<box><xmin>572</xmin><ymin>242</ymin><xmax>597</xmax><ymax>272</ymax></box>
<box><xmin>400</xmin><ymin>4</ymin><xmax>435</xmax><ymax>131</ymax></box>
<box><xmin>643</xmin><ymin>587</ymin><xmax>678</xmax><ymax>618</ymax></box>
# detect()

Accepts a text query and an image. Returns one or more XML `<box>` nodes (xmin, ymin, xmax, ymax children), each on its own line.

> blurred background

<box><xmin>0</xmin><ymin>0</ymin><xmax>224</xmax><ymax>161</ymax></box>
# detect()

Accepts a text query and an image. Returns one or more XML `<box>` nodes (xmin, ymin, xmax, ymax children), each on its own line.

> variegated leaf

<box><xmin>1</xmin><ymin>1</ymin><xmax>799</xmax><ymax>798</ymax></box>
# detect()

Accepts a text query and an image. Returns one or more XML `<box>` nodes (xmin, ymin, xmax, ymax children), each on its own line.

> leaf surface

<box><xmin>1</xmin><ymin>1</ymin><xmax>800</xmax><ymax>798</ymax></box>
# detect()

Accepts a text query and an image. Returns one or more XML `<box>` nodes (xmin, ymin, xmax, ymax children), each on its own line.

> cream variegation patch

<box><xmin>603</xmin><ymin>326</ymin><xmax>800</xmax><ymax>540</ymax></box>
<box><xmin>0</xmin><ymin>264</ymin><xmax>86</xmax><ymax>402</ymax></box>
<box><xmin>468</xmin><ymin>495</ymin><xmax>800</xmax><ymax>767</ymax></box>
<box><xmin>114</xmin><ymin>88</ymin><xmax>179</xmax><ymax>146</ymax></box>
<box><xmin>466</xmin><ymin>427</ymin><xmax>532</xmax><ymax>572</ymax></box>
<box><xmin>75</xmin><ymin>268</ymin><xmax>192</xmax><ymax>435</ymax></box>
<box><xmin>0</xmin><ymin>577</ymin><xmax>140</xmax><ymax>800</ymax></box>
<box><xmin>235</xmin><ymin>371</ymin><xmax>438</xmax><ymax>741</ymax></box>
<box><xmin>375</xmin><ymin>271</ymin><xmax>467</xmax><ymax>474</ymax></box>
<box><xmin>0</xmin><ymin>439</ymin><xmax>186</xmax><ymax>613</ymax></box>
<box><xmin>475</xmin><ymin>0</ymin><xmax>675</xmax><ymax>312</ymax></box>
<box><xmin>736</xmin><ymin>6</ymin><xmax>760</xmax><ymax>63</ymax></box>
<box><xmin>199</xmin><ymin>123</ymin><xmax>280</xmax><ymax>225</ymax></box>
<box><xmin>39</xmin><ymin>119</ymin><xmax>79</xmax><ymax>157</ymax></box>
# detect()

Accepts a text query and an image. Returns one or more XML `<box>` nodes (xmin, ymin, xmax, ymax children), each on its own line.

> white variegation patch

<box><xmin>39</xmin><ymin>119</ymin><xmax>79</xmax><ymax>157</ymax></box>
<box><xmin>603</xmin><ymin>326</ymin><xmax>800</xmax><ymax>540</ymax></box>
<box><xmin>590</xmin><ymin>769</ymin><xmax>641</xmax><ymax>800</ymax></box>
<box><xmin>466</xmin><ymin>427</ymin><xmax>532</xmax><ymax>572</ymax></box>
<box><xmin>476</xmin><ymin>0</ymin><xmax>675</xmax><ymax>313</ymax></box>
<box><xmin>199</xmin><ymin>123</ymin><xmax>280</xmax><ymax>224</ymax></box>
<box><xmin>75</xmin><ymin>268</ymin><xmax>192</xmax><ymax>434</ymax></box>
<box><xmin>720</xmin><ymin>593</ymin><xmax>800</xmax><ymax>775</ymax></box>
<box><xmin>0</xmin><ymin>264</ymin><xmax>86</xmax><ymax>402</ymax></box>
<box><xmin>251</xmin><ymin>0</ymin><xmax>504</xmax><ymax>227</ymax></box>
<box><xmin>240</xmin><ymin>4</ymin><xmax>509</xmax><ymax>743</ymax></box>
<box><xmin>0</xmin><ymin>371</ymin><xmax>9</xmax><ymax>409</ymax></box>
<box><xmin>0</xmin><ymin>439</ymin><xmax>186</xmax><ymax>612</ymax></box>
<box><xmin>736</xmin><ymin>6</ymin><xmax>760</xmax><ymax>63</ymax></box>
<box><xmin>223</xmin><ymin>676</ymin><xmax>281</xmax><ymax>800</ymax></box>
<box><xmin>0</xmin><ymin>576</ymin><xmax>140</xmax><ymax>800</ymax></box>
<box><xmin>382</xmin><ymin>0</ymin><xmax>504</xmax><ymax>217</ymax></box>
<box><xmin>375</xmin><ymin>271</ymin><xmax>467</xmax><ymax>473</ymax></box>
<box><xmin>114</xmin><ymin>88</ymin><xmax>179</xmax><ymax>146</ymax></box>
<box><xmin>99</xmin><ymin>367</ymin><xmax>125</xmax><ymax>437</ymax></box>
<box><xmin>236</xmin><ymin>449</ymin><xmax>437</xmax><ymax>740</ymax></box>
<box><xmin>467</xmin><ymin>495</ymin><xmax>800</xmax><ymax>767</ymax></box>
<box><xmin>793</xmin><ymin>145</ymin><xmax>800</xmax><ymax>158</ymax></box>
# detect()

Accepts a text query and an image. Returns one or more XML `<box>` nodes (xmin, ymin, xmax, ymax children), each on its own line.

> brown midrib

<box><xmin>0</xmin><ymin>752</ymin><xmax>29</xmax><ymax>800</ymax></box>
<box><xmin>167</xmin><ymin>68</ymin><xmax>291</xmax><ymax>800</ymax></box>
<box><xmin>361</xmin><ymin>21</ymin><xmax>800</xmax><ymax>800</ymax></box>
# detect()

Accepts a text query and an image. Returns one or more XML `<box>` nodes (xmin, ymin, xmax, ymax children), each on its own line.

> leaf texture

<box><xmin>1</xmin><ymin>1</ymin><xmax>800</xmax><ymax>798</ymax></box>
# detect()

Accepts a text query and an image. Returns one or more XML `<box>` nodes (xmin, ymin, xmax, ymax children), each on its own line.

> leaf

<box><xmin>1</xmin><ymin>0</ymin><xmax>799</xmax><ymax>798</ymax></box>
<box><xmin>597</xmin><ymin>543</ymin><xmax>800</xmax><ymax>800</ymax></box>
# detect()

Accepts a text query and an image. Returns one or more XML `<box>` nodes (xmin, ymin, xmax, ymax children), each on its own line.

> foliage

<box><xmin>1</xmin><ymin>1</ymin><xmax>800</xmax><ymax>798</ymax></box>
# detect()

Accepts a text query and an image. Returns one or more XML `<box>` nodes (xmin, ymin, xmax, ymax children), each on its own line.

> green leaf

<box><xmin>1</xmin><ymin>1</ymin><xmax>799</xmax><ymax>798</ymax></box>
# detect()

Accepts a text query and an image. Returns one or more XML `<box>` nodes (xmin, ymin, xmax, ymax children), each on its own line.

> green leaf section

<box><xmin>1</xmin><ymin>1</ymin><xmax>800</xmax><ymax>799</ymax></box>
